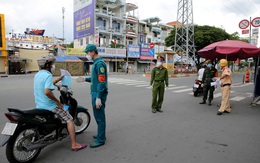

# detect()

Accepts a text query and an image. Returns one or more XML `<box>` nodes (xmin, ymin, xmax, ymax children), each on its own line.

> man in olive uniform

<box><xmin>199</xmin><ymin>61</ymin><xmax>218</xmax><ymax>106</ymax></box>
<box><xmin>77</xmin><ymin>44</ymin><xmax>108</xmax><ymax>148</ymax></box>
<box><xmin>150</xmin><ymin>55</ymin><xmax>169</xmax><ymax>113</ymax></box>
<box><xmin>216</xmin><ymin>59</ymin><xmax>232</xmax><ymax>115</ymax></box>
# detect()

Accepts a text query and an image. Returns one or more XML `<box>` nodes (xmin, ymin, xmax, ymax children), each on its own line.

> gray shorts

<box><xmin>52</xmin><ymin>106</ymin><xmax>73</xmax><ymax>123</ymax></box>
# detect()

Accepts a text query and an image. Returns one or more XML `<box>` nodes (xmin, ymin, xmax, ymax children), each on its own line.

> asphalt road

<box><xmin>0</xmin><ymin>73</ymin><xmax>259</xmax><ymax>163</ymax></box>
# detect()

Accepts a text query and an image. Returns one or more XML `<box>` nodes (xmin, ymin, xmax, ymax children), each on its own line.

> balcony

<box><xmin>126</xmin><ymin>29</ymin><xmax>137</xmax><ymax>38</ymax></box>
<box><xmin>151</xmin><ymin>27</ymin><xmax>162</xmax><ymax>34</ymax></box>
<box><xmin>126</xmin><ymin>16</ymin><xmax>138</xmax><ymax>23</ymax></box>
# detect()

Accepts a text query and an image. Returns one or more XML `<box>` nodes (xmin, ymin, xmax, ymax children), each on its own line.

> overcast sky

<box><xmin>1</xmin><ymin>0</ymin><xmax>259</xmax><ymax>46</ymax></box>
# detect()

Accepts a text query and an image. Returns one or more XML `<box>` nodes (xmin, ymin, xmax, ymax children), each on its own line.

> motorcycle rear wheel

<box><xmin>194</xmin><ymin>91</ymin><xmax>198</xmax><ymax>97</ymax></box>
<box><xmin>6</xmin><ymin>126</ymin><xmax>41</xmax><ymax>163</ymax></box>
<box><xmin>74</xmin><ymin>110</ymin><xmax>91</xmax><ymax>134</ymax></box>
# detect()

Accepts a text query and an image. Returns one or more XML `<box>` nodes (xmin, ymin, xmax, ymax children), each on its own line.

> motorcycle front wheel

<box><xmin>6</xmin><ymin>126</ymin><xmax>41</xmax><ymax>163</ymax></box>
<box><xmin>74</xmin><ymin>110</ymin><xmax>91</xmax><ymax>134</ymax></box>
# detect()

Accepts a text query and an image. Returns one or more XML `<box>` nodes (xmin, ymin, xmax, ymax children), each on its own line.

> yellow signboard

<box><xmin>163</xmin><ymin>63</ymin><xmax>174</xmax><ymax>71</ymax></box>
<box><xmin>0</xmin><ymin>14</ymin><xmax>6</xmax><ymax>54</ymax></box>
<box><xmin>66</xmin><ymin>48</ymin><xmax>85</xmax><ymax>56</ymax></box>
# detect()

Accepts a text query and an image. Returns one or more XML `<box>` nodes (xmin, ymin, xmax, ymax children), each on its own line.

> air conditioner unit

<box><xmin>112</xmin><ymin>13</ymin><xmax>115</xmax><ymax>16</ymax></box>
<box><xmin>95</xmin><ymin>9</ymin><xmax>99</xmax><ymax>12</ymax></box>
<box><xmin>108</xmin><ymin>11</ymin><xmax>112</xmax><ymax>15</ymax></box>
<box><xmin>95</xmin><ymin>27</ymin><xmax>99</xmax><ymax>30</ymax></box>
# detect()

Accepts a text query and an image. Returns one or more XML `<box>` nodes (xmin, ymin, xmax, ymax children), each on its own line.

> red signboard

<box><xmin>242</xmin><ymin>29</ymin><xmax>249</xmax><ymax>34</ymax></box>
<box><xmin>150</xmin><ymin>42</ymin><xmax>154</xmax><ymax>49</ymax></box>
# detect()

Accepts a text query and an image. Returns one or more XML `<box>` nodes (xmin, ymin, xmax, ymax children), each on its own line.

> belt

<box><xmin>221</xmin><ymin>83</ymin><xmax>231</xmax><ymax>87</ymax></box>
<box><xmin>155</xmin><ymin>80</ymin><xmax>164</xmax><ymax>82</ymax></box>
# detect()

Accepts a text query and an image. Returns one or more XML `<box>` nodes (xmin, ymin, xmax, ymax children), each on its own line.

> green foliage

<box><xmin>165</xmin><ymin>25</ymin><xmax>248</xmax><ymax>68</ymax></box>
<box><xmin>66</xmin><ymin>42</ymin><xmax>74</xmax><ymax>48</ymax></box>
<box><xmin>110</xmin><ymin>41</ymin><xmax>125</xmax><ymax>48</ymax></box>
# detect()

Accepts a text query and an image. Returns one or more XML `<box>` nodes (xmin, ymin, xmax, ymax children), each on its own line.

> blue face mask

<box><xmin>207</xmin><ymin>64</ymin><xmax>212</xmax><ymax>68</ymax></box>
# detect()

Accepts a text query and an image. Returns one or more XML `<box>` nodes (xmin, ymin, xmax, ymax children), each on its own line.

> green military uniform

<box><xmin>150</xmin><ymin>62</ymin><xmax>169</xmax><ymax>113</ymax></box>
<box><xmin>200</xmin><ymin>66</ymin><xmax>217</xmax><ymax>105</ymax></box>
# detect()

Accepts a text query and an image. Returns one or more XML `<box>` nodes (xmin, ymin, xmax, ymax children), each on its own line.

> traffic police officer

<box><xmin>150</xmin><ymin>55</ymin><xmax>169</xmax><ymax>113</ymax></box>
<box><xmin>216</xmin><ymin>59</ymin><xmax>232</xmax><ymax>115</ymax></box>
<box><xmin>80</xmin><ymin>44</ymin><xmax>108</xmax><ymax>148</ymax></box>
<box><xmin>199</xmin><ymin>61</ymin><xmax>218</xmax><ymax>106</ymax></box>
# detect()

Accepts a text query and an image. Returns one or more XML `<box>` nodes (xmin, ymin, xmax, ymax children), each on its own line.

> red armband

<box><xmin>98</xmin><ymin>74</ymin><xmax>106</xmax><ymax>82</ymax></box>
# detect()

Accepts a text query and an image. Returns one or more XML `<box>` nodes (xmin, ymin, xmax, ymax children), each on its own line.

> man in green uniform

<box><xmin>77</xmin><ymin>44</ymin><xmax>108</xmax><ymax>148</ymax></box>
<box><xmin>199</xmin><ymin>61</ymin><xmax>218</xmax><ymax>106</ymax></box>
<box><xmin>150</xmin><ymin>55</ymin><xmax>169</xmax><ymax>113</ymax></box>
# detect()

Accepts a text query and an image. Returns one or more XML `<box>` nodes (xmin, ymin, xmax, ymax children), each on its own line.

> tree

<box><xmin>165</xmin><ymin>25</ymin><xmax>242</xmax><ymax>68</ymax></box>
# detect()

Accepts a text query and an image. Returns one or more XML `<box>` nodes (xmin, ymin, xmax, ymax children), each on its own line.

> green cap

<box><xmin>83</xmin><ymin>44</ymin><xmax>97</xmax><ymax>53</ymax></box>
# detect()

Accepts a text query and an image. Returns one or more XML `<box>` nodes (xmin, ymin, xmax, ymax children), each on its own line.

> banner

<box><xmin>24</xmin><ymin>29</ymin><xmax>45</xmax><ymax>36</ymax></box>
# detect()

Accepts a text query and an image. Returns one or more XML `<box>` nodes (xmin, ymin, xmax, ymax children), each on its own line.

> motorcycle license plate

<box><xmin>193</xmin><ymin>84</ymin><xmax>199</xmax><ymax>88</ymax></box>
<box><xmin>1</xmin><ymin>123</ymin><xmax>18</xmax><ymax>135</ymax></box>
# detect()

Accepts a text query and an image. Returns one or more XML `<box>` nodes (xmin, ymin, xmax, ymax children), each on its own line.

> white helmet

<box><xmin>37</xmin><ymin>54</ymin><xmax>56</xmax><ymax>68</ymax></box>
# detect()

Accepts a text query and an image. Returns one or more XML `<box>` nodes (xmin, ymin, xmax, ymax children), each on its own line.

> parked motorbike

<box><xmin>0</xmin><ymin>84</ymin><xmax>91</xmax><ymax>163</ymax></box>
<box><xmin>193</xmin><ymin>79</ymin><xmax>204</xmax><ymax>97</ymax></box>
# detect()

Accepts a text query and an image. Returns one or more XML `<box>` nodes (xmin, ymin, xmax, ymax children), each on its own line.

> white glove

<box><xmin>201</xmin><ymin>84</ymin><xmax>204</xmax><ymax>87</ymax></box>
<box><xmin>76</xmin><ymin>77</ymin><xmax>85</xmax><ymax>83</ymax></box>
<box><xmin>216</xmin><ymin>78</ymin><xmax>221</xmax><ymax>85</ymax></box>
<box><xmin>165</xmin><ymin>87</ymin><xmax>168</xmax><ymax>91</ymax></box>
<box><xmin>95</xmin><ymin>98</ymin><xmax>102</xmax><ymax>109</ymax></box>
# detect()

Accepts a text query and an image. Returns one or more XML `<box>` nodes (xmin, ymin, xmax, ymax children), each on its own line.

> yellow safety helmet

<box><xmin>219</xmin><ymin>59</ymin><xmax>228</xmax><ymax>67</ymax></box>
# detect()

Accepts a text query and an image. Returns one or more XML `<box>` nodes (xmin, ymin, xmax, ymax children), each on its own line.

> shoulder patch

<box><xmin>100</xmin><ymin>67</ymin><xmax>105</xmax><ymax>73</ymax></box>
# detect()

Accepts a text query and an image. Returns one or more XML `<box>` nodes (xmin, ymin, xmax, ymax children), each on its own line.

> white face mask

<box><xmin>51</xmin><ymin>64</ymin><xmax>55</xmax><ymax>72</ymax></box>
<box><xmin>156</xmin><ymin>61</ymin><xmax>163</xmax><ymax>67</ymax></box>
<box><xmin>86</xmin><ymin>55</ymin><xmax>93</xmax><ymax>62</ymax></box>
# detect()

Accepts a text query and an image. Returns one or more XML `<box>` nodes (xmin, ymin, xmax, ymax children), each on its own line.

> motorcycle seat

<box><xmin>8</xmin><ymin>108</ymin><xmax>54</xmax><ymax>116</ymax></box>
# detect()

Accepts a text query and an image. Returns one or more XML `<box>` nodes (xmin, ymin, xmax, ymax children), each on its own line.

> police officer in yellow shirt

<box><xmin>150</xmin><ymin>55</ymin><xmax>169</xmax><ymax>113</ymax></box>
<box><xmin>216</xmin><ymin>59</ymin><xmax>232</xmax><ymax>115</ymax></box>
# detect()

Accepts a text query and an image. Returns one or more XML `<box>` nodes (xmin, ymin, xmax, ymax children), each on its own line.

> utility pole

<box><xmin>174</xmin><ymin>0</ymin><xmax>196</xmax><ymax>70</ymax></box>
<box><xmin>62</xmin><ymin>7</ymin><xmax>65</xmax><ymax>44</ymax></box>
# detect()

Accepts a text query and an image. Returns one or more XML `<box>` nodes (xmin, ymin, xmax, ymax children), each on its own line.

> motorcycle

<box><xmin>0</xmin><ymin>84</ymin><xmax>91</xmax><ymax>163</ymax></box>
<box><xmin>193</xmin><ymin>79</ymin><xmax>204</xmax><ymax>97</ymax></box>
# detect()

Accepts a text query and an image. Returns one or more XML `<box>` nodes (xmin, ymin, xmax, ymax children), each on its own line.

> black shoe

<box><xmin>199</xmin><ymin>101</ymin><xmax>206</xmax><ymax>104</ymax></box>
<box><xmin>217</xmin><ymin>111</ymin><xmax>223</xmax><ymax>115</ymax></box>
<box><xmin>157</xmin><ymin>109</ymin><xmax>163</xmax><ymax>113</ymax></box>
<box><xmin>208</xmin><ymin>102</ymin><xmax>212</xmax><ymax>106</ymax></box>
<box><xmin>223</xmin><ymin>110</ymin><xmax>230</xmax><ymax>113</ymax></box>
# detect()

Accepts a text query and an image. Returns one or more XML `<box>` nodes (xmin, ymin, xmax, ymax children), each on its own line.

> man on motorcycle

<box><xmin>34</xmin><ymin>54</ymin><xmax>87</xmax><ymax>151</ymax></box>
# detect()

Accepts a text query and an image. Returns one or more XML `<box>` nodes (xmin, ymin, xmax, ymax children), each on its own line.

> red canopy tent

<box><xmin>198</xmin><ymin>40</ymin><xmax>260</xmax><ymax>61</ymax></box>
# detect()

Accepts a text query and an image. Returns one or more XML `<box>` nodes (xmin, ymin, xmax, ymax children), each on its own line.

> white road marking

<box><xmin>174</xmin><ymin>88</ymin><xmax>192</xmax><ymax>93</ymax></box>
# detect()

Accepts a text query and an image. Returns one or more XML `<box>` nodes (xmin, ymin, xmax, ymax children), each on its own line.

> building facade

<box><xmin>73</xmin><ymin>0</ymin><xmax>173</xmax><ymax>73</ymax></box>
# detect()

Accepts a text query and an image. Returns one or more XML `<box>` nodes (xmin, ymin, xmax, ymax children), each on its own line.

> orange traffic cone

<box><xmin>245</xmin><ymin>70</ymin><xmax>250</xmax><ymax>83</ymax></box>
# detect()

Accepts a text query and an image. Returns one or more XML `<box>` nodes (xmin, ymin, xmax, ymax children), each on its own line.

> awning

<box><xmin>9</xmin><ymin>58</ymin><xmax>32</xmax><ymax>62</ymax></box>
<box><xmin>111</xmin><ymin>58</ymin><xmax>124</xmax><ymax>62</ymax></box>
<box><xmin>137</xmin><ymin>60</ymin><xmax>153</xmax><ymax>64</ymax></box>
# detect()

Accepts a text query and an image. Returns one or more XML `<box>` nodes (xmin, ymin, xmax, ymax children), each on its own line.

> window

<box><xmin>80</xmin><ymin>39</ymin><xmax>83</xmax><ymax>46</ymax></box>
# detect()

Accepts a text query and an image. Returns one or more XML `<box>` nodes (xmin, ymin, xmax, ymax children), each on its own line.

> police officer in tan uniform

<box><xmin>216</xmin><ymin>59</ymin><xmax>232</xmax><ymax>115</ymax></box>
<box><xmin>150</xmin><ymin>55</ymin><xmax>169</xmax><ymax>113</ymax></box>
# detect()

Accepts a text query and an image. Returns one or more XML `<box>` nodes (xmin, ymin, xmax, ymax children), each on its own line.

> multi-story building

<box><xmin>72</xmin><ymin>0</ymin><xmax>174</xmax><ymax>73</ymax></box>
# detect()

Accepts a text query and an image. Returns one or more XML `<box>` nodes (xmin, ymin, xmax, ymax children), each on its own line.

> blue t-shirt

<box><xmin>34</xmin><ymin>70</ymin><xmax>57</xmax><ymax>110</ymax></box>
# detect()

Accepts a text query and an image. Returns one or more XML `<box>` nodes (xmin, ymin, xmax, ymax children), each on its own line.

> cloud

<box><xmin>1</xmin><ymin>0</ymin><xmax>259</xmax><ymax>44</ymax></box>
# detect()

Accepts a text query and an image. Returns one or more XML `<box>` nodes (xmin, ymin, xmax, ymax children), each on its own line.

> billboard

<box><xmin>140</xmin><ymin>43</ymin><xmax>154</xmax><ymax>60</ymax></box>
<box><xmin>73</xmin><ymin>0</ymin><xmax>95</xmax><ymax>39</ymax></box>
<box><xmin>127</xmin><ymin>44</ymin><xmax>140</xmax><ymax>58</ymax></box>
